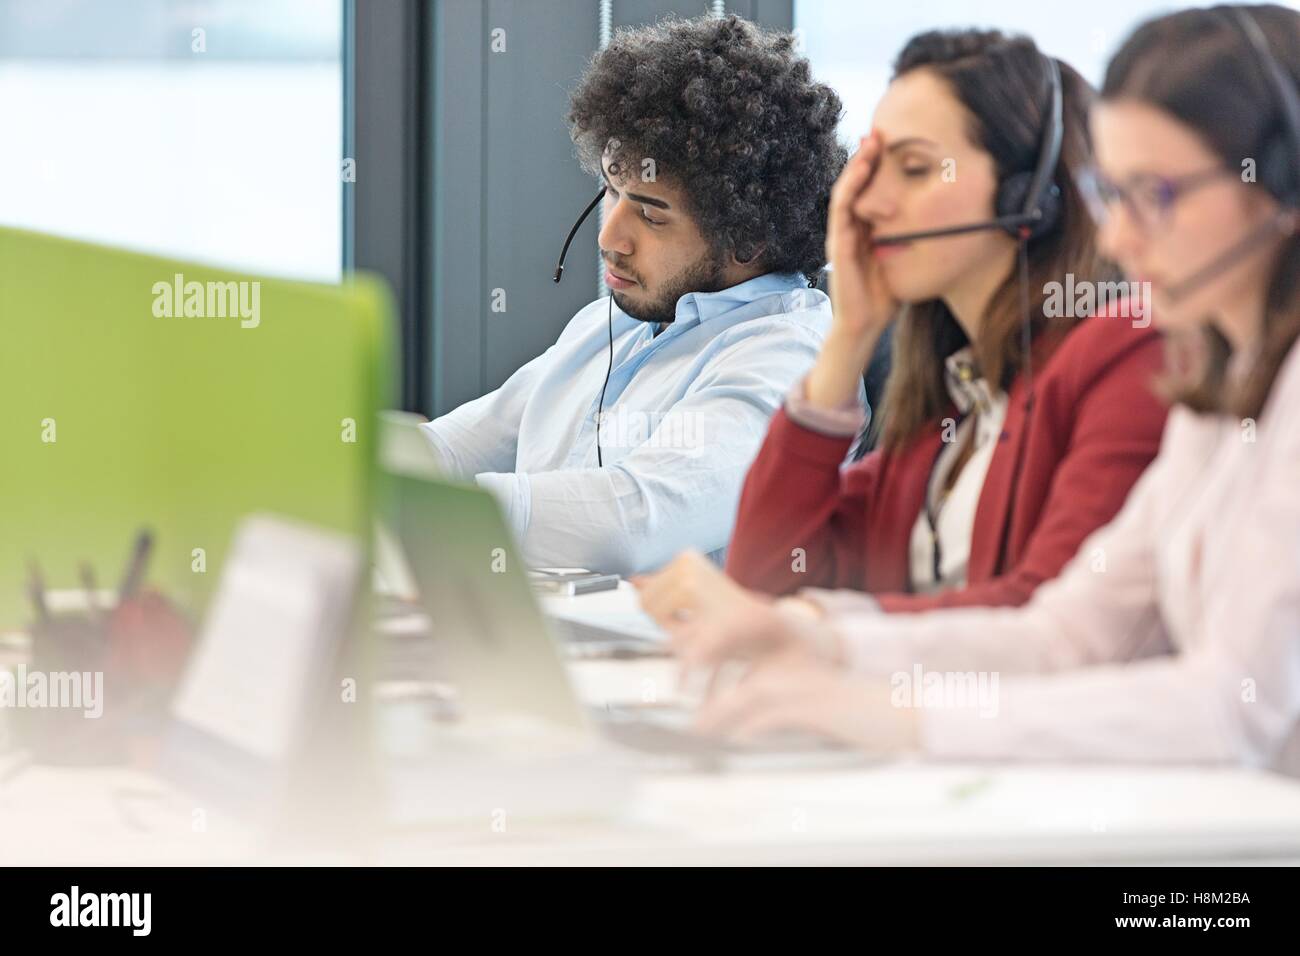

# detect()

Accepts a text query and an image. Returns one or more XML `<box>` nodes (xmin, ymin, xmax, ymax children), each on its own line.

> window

<box><xmin>0</xmin><ymin>0</ymin><xmax>343</xmax><ymax>282</ymax></box>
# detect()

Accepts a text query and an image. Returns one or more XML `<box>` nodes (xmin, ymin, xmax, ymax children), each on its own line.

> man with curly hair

<box><xmin>422</xmin><ymin>15</ymin><xmax>846</xmax><ymax>574</ymax></box>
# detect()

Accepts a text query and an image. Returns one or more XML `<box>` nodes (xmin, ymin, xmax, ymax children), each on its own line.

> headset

<box><xmin>1227</xmin><ymin>5</ymin><xmax>1300</xmax><ymax>209</ymax></box>
<box><xmin>553</xmin><ymin>184</ymin><xmax>614</xmax><ymax>466</ymax></box>
<box><xmin>865</xmin><ymin>49</ymin><xmax>1066</xmax><ymax>424</ymax></box>
<box><xmin>1164</xmin><ymin>5</ymin><xmax>1300</xmax><ymax>301</ymax></box>
<box><xmin>873</xmin><ymin>53</ymin><xmax>1064</xmax><ymax>246</ymax></box>
<box><xmin>553</xmin><ymin>187</ymin><xmax>607</xmax><ymax>284</ymax></box>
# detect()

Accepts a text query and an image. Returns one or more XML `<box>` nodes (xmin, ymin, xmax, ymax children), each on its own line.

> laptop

<box><xmin>377</xmin><ymin>411</ymin><xmax>663</xmax><ymax>655</ymax></box>
<box><xmin>380</xmin><ymin>467</ymin><xmax>857</xmax><ymax>762</ymax></box>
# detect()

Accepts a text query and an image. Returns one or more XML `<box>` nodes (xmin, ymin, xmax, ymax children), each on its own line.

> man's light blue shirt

<box><xmin>422</xmin><ymin>271</ymin><xmax>832</xmax><ymax>574</ymax></box>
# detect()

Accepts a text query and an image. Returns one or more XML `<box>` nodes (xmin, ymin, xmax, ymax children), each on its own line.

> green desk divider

<box><xmin>1</xmin><ymin>226</ymin><xmax>397</xmax><ymax>626</ymax></box>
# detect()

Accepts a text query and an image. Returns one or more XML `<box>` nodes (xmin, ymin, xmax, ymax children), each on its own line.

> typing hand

<box><xmin>632</xmin><ymin>549</ymin><xmax>793</xmax><ymax>669</ymax></box>
<box><xmin>693</xmin><ymin>647</ymin><xmax>919</xmax><ymax>753</ymax></box>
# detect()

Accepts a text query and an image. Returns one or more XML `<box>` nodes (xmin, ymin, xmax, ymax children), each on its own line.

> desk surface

<box><xmin>4</xmin><ymin>583</ymin><xmax>1300</xmax><ymax>866</ymax></box>
<box><xmin>6</xmin><ymin>754</ymin><xmax>1300</xmax><ymax>866</ymax></box>
<box><xmin>385</xmin><ymin>763</ymin><xmax>1300</xmax><ymax>866</ymax></box>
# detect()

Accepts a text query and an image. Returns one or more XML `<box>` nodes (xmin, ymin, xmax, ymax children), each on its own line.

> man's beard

<box><xmin>610</xmin><ymin>249</ymin><xmax>729</xmax><ymax>325</ymax></box>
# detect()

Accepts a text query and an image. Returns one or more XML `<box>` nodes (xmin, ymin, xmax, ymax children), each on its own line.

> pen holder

<box><xmin>13</xmin><ymin>611</ymin><xmax>120</xmax><ymax>766</ymax></box>
<box><xmin>14</xmin><ymin>589</ymin><xmax>193</xmax><ymax>767</ymax></box>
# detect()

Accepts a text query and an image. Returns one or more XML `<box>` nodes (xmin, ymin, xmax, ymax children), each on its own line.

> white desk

<box><xmin>7</xmin><ymin>751</ymin><xmax>1300</xmax><ymax>866</ymax></box>
<box><xmin>4</xmin><ymin>583</ymin><xmax>1300</xmax><ymax>866</ymax></box>
<box><xmin>381</xmin><ymin>763</ymin><xmax>1300</xmax><ymax>866</ymax></box>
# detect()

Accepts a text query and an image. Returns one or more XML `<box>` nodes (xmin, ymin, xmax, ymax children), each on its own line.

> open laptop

<box><xmin>379</xmin><ymin>465</ymin><xmax>854</xmax><ymax>760</ymax></box>
<box><xmin>377</xmin><ymin>411</ymin><xmax>664</xmax><ymax>656</ymax></box>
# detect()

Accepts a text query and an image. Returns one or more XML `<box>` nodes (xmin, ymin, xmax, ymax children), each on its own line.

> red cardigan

<box><xmin>725</xmin><ymin>314</ymin><xmax>1168</xmax><ymax>612</ymax></box>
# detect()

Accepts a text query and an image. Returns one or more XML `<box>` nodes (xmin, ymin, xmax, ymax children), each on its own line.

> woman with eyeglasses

<box><xmin>638</xmin><ymin>4</ymin><xmax>1300</xmax><ymax>769</ymax></box>
<box><xmin>636</xmin><ymin>29</ymin><xmax>1168</xmax><ymax>629</ymax></box>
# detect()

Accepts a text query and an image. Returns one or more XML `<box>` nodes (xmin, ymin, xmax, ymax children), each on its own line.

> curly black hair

<box><xmin>567</xmin><ymin>14</ymin><xmax>846</xmax><ymax>285</ymax></box>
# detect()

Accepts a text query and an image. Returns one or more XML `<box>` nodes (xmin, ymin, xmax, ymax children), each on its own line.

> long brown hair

<box><xmin>1102</xmin><ymin>4</ymin><xmax>1300</xmax><ymax>420</ymax></box>
<box><xmin>878</xmin><ymin>30</ymin><xmax>1114</xmax><ymax>451</ymax></box>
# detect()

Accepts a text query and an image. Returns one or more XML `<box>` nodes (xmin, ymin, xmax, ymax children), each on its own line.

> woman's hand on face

<box><xmin>693</xmin><ymin>647</ymin><xmax>920</xmax><ymax>754</ymax></box>
<box><xmin>632</xmin><ymin>550</ymin><xmax>796</xmax><ymax>669</ymax></box>
<box><xmin>805</xmin><ymin>131</ymin><xmax>901</xmax><ymax>410</ymax></box>
<box><xmin>826</xmin><ymin>131</ymin><xmax>899</xmax><ymax>340</ymax></box>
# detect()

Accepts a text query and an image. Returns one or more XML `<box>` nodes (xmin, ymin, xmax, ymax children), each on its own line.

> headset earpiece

<box><xmin>1227</xmin><ymin>6</ymin><xmax>1300</xmax><ymax>211</ymax></box>
<box><xmin>1161</xmin><ymin>9</ymin><xmax>1300</xmax><ymax>304</ymax></box>
<box><xmin>1257</xmin><ymin>132</ymin><xmax>1299</xmax><ymax>211</ymax></box>
<box><xmin>1001</xmin><ymin>54</ymin><xmax>1064</xmax><ymax>244</ymax></box>
<box><xmin>997</xmin><ymin>173</ymin><xmax>1062</xmax><ymax>241</ymax></box>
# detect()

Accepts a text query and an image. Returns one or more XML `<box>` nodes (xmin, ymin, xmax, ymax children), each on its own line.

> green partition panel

<box><xmin>1</xmin><ymin>226</ymin><xmax>396</xmax><ymax>627</ymax></box>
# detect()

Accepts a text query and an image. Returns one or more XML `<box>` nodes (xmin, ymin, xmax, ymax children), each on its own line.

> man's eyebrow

<box><xmin>600</xmin><ymin>165</ymin><xmax>672</xmax><ymax>210</ymax></box>
<box><xmin>884</xmin><ymin>136</ymin><xmax>941</xmax><ymax>153</ymax></box>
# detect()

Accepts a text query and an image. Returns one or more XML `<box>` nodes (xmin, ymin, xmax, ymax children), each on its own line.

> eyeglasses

<box><xmin>1078</xmin><ymin>166</ymin><xmax>1238</xmax><ymax>233</ymax></box>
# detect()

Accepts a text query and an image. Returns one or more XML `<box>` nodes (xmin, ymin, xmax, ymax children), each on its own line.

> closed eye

<box><xmin>604</xmin><ymin>187</ymin><xmax>665</xmax><ymax>224</ymax></box>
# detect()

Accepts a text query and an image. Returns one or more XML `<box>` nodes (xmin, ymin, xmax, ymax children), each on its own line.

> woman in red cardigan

<box><xmin>637</xmin><ymin>30</ymin><xmax>1168</xmax><ymax>631</ymax></box>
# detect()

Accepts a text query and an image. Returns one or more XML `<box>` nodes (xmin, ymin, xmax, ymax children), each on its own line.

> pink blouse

<box><xmin>811</xmin><ymin>343</ymin><xmax>1300</xmax><ymax>771</ymax></box>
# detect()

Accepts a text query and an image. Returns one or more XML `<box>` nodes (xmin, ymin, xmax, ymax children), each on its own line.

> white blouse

<box><xmin>909</xmin><ymin>348</ymin><xmax>1008</xmax><ymax>594</ymax></box>
<box><xmin>811</xmin><ymin>343</ymin><xmax>1300</xmax><ymax>772</ymax></box>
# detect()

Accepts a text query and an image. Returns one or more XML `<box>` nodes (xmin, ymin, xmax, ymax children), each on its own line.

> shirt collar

<box><xmin>943</xmin><ymin>346</ymin><xmax>1001</xmax><ymax>416</ymax></box>
<box><xmin>670</xmin><ymin>271</ymin><xmax>807</xmax><ymax>327</ymax></box>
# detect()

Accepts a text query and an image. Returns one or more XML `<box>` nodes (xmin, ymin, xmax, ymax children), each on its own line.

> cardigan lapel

<box><xmin>967</xmin><ymin>376</ymin><xmax>1030</xmax><ymax>583</ymax></box>
<box><xmin>865</xmin><ymin>427</ymin><xmax>945</xmax><ymax>593</ymax></box>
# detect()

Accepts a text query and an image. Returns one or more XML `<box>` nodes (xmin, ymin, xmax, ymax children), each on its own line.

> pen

<box><xmin>80</xmin><ymin>561</ymin><xmax>102</xmax><ymax>628</ymax></box>
<box><xmin>26</xmin><ymin>559</ymin><xmax>50</xmax><ymax>624</ymax></box>
<box><xmin>118</xmin><ymin>529</ymin><xmax>154</xmax><ymax>602</ymax></box>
